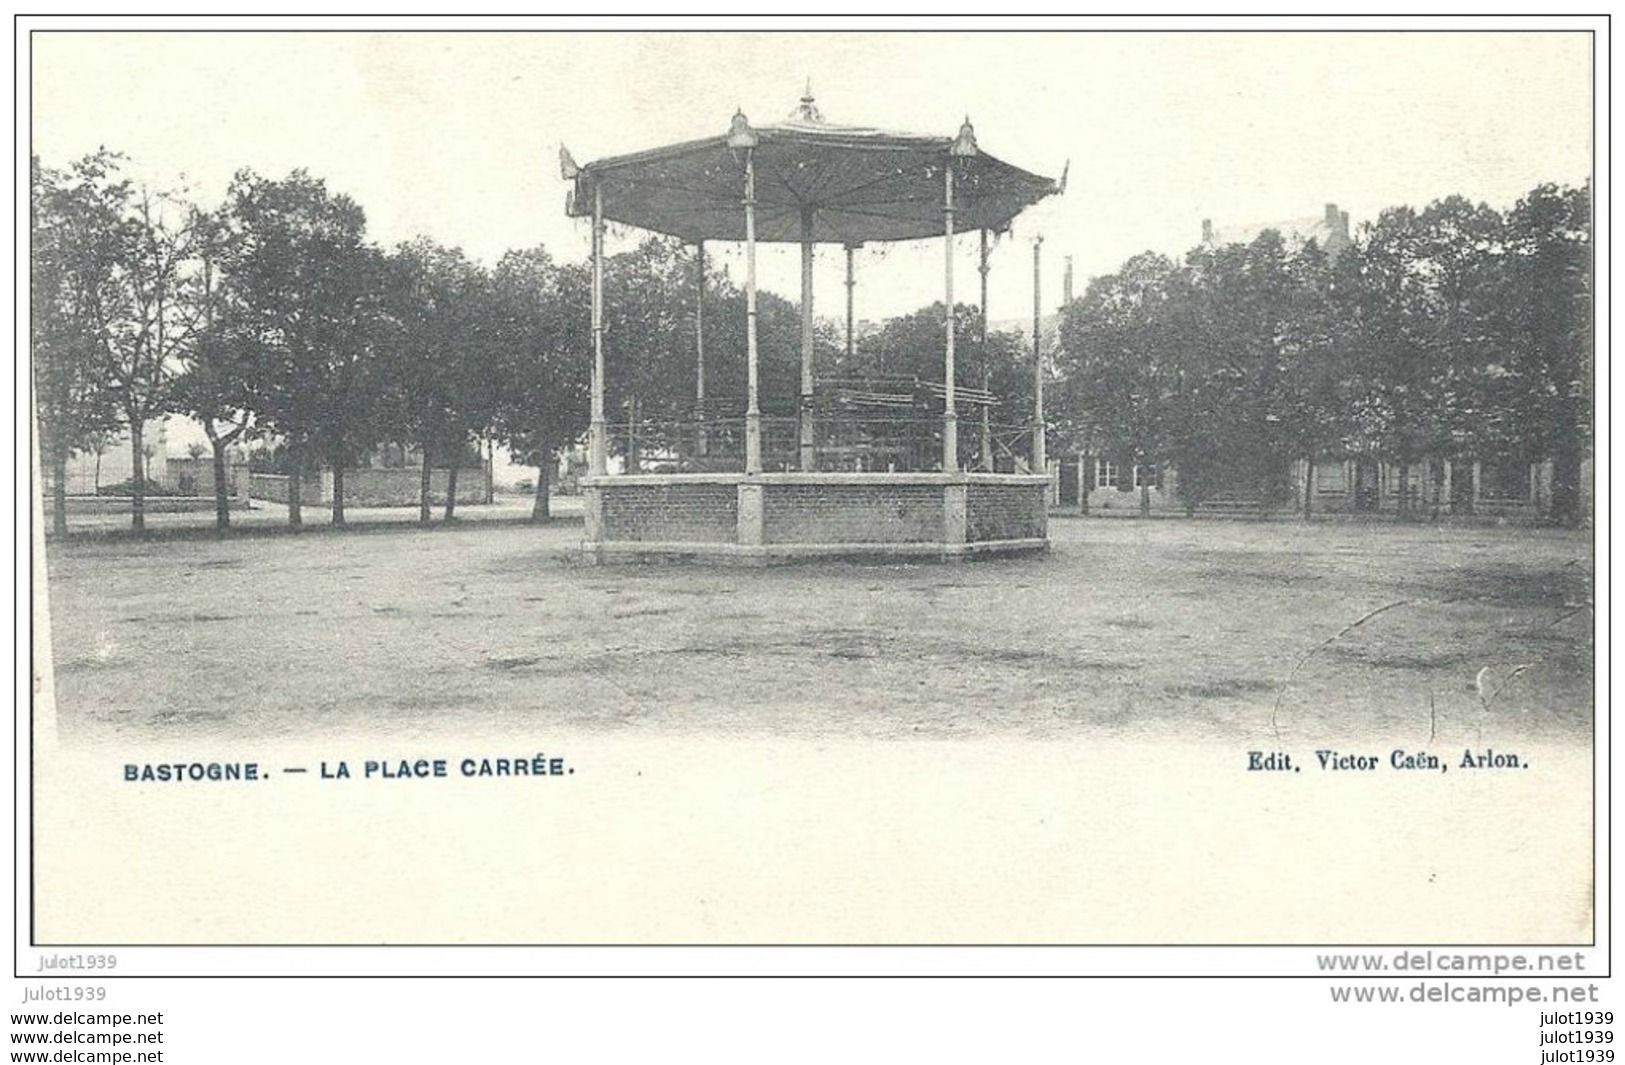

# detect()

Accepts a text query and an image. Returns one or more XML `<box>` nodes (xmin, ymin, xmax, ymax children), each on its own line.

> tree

<box><xmin>311</xmin><ymin>243</ymin><xmax>393</xmax><ymax>526</ymax></box>
<box><xmin>574</xmin><ymin>237</ymin><xmax>841</xmax><ymax>472</ymax></box>
<box><xmin>1056</xmin><ymin>253</ymin><xmax>1185</xmax><ymax>515</ymax></box>
<box><xmin>1278</xmin><ymin>240</ymin><xmax>1357</xmax><ymax>518</ymax></box>
<box><xmin>1048</xmin><ymin>181</ymin><xmax>1589</xmax><ymax>525</ymax></box>
<box><xmin>600</xmin><ymin>238</ymin><xmax>701</xmax><ymax>436</ymax></box>
<box><xmin>1146</xmin><ymin>264</ymin><xmax>1216</xmax><ymax>515</ymax></box>
<box><xmin>488</xmin><ymin>247</ymin><xmax>590</xmax><ymax>521</ymax></box>
<box><xmin>975</xmin><ymin>318</ymin><xmax>1038</xmax><ymax>472</ymax></box>
<box><xmin>601</xmin><ymin>238</ymin><xmax>746</xmax><ymax>470</ymax></box>
<box><xmin>1409</xmin><ymin>196</ymin><xmax>1507</xmax><ymax>514</ymax></box>
<box><xmin>42</xmin><ymin>152</ymin><xmax>203</xmax><ymax>533</ymax></box>
<box><xmin>173</xmin><ymin>206</ymin><xmax>257</xmax><ymax>531</ymax></box>
<box><xmin>216</xmin><ymin>169</ymin><xmax>383</xmax><ymax>527</ymax></box>
<box><xmin>840</xmin><ymin>301</ymin><xmax>1027</xmax><ymax>472</ymax></box>
<box><xmin>1500</xmin><ymin>182</ymin><xmax>1591</xmax><ymax>525</ymax></box>
<box><xmin>1350</xmin><ymin>207</ymin><xmax>1448</xmax><ymax>515</ymax></box>
<box><xmin>30</xmin><ymin>155</ymin><xmax>121</xmax><ymax>534</ymax></box>
<box><xmin>385</xmin><ymin>239</ymin><xmax>499</xmax><ymax>522</ymax></box>
<box><xmin>1189</xmin><ymin>232</ymin><xmax>1301</xmax><ymax>514</ymax></box>
<box><xmin>84</xmin><ymin>429</ymin><xmax>117</xmax><ymax>493</ymax></box>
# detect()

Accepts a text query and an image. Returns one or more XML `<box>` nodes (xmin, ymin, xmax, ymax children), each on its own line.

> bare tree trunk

<box><xmin>1140</xmin><ymin>482</ymin><xmax>1150</xmax><ymax>517</ymax></box>
<box><xmin>444</xmin><ymin>465</ymin><xmax>459</xmax><ymax>521</ymax></box>
<box><xmin>93</xmin><ymin>451</ymin><xmax>102</xmax><ymax>492</ymax></box>
<box><xmin>128</xmin><ymin>418</ymin><xmax>146</xmax><ymax>533</ymax></box>
<box><xmin>418</xmin><ymin>444</ymin><xmax>433</xmax><ymax>525</ymax></box>
<box><xmin>1397</xmin><ymin>462</ymin><xmax>1411</xmax><ymax>518</ymax></box>
<box><xmin>331</xmin><ymin>459</ymin><xmax>346</xmax><ymax>527</ymax></box>
<box><xmin>1552</xmin><ymin>433</ymin><xmax>1584</xmax><ymax>526</ymax></box>
<box><xmin>211</xmin><ymin>438</ymin><xmax>231</xmax><ymax>532</ymax></box>
<box><xmin>627</xmin><ymin>399</ymin><xmax>640</xmax><ymax>474</ymax></box>
<box><xmin>531</xmin><ymin>449</ymin><xmax>552</xmax><ymax>522</ymax></box>
<box><xmin>1303</xmin><ymin>456</ymin><xmax>1315</xmax><ymax>520</ymax></box>
<box><xmin>51</xmin><ymin>451</ymin><xmax>68</xmax><ymax>536</ymax></box>
<box><xmin>286</xmin><ymin>440</ymin><xmax>304</xmax><ymax>529</ymax></box>
<box><xmin>1080</xmin><ymin>454</ymin><xmax>1090</xmax><ymax>517</ymax></box>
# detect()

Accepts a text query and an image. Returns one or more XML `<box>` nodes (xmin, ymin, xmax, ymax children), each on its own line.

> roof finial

<box><xmin>727</xmin><ymin>108</ymin><xmax>758</xmax><ymax>149</ymax></box>
<box><xmin>951</xmin><ymin>115</ymin><xmax>978</xmax><ymax>157</ymax></box>
<box><xmin>792</xmin><ymin>80</ymin><xmax>823</xmax><ymax>123</ymax></box>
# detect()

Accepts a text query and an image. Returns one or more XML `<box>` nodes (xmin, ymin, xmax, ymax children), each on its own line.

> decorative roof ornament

<box><xmin>951</xmin><ymin>116</ymin><xmax>978</xmax><ymax>157</ymax></box>
<box><xmin>559</xmin><ymin>145</ymin><xmax>580</xmax><ymax>180</ymax></box>
<box><xmin>791</xmin><ymin>80</ymin><xmax>823</xmax><ymax>123</ymax></box>
<box><xmin>726</xmin><ymin>109</ymin><xmax>759</xmax><ymax>149</ymax></box>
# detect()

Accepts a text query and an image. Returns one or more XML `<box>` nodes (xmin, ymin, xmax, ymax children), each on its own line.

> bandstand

<box><xmin>562</xmin><ymin>92</ymin><xmax>1062</xmax><ymax>563</ymax></box>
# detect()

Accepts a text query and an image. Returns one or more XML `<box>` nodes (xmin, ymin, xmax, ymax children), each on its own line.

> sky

<box><xmin>33</xmin><ymin>30</ymin><xmax>1592</xmax><ymax>332</ymax></box>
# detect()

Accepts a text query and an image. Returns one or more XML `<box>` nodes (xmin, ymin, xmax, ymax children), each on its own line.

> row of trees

<box><xmin>1053</xmin><ymin>183</ymin><xmax>1591</xmax><ymax>524</ymax></box>
<box><xmin>32</xmin><ymin>150</ymin><xmax>1048</xmax><ymax>534</ymax></box>
<box><xmin>34</xmin><ymin>151</ymin><xmax>1589</xmax><ymax>534</ymax></box>
<box><xmin>33</xmin><ymin>152</ymin><xmax>596</xmax><ymax>533</ymax></box>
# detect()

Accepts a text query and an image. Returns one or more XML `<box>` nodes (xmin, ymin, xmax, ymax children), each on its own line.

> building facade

<box><xmin>1201</xmin><ymin>202</ymin><xmax>1353</xmax><ymax>259</ymax></box>
<box><xmin>1052</xmin><ymin>451</ymin><xmax>1578</xmax><ymax>522</ymax></box>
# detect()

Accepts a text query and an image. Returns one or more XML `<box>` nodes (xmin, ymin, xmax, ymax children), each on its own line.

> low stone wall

<box><xmin>339</xmin><ymin>468</ymin><xmax>490</xmax><ymax>507</ymax></box>
<box><xmin>764</xmin><ymin>483</ymin><xmax>944</xmax><ymax>544</ymax></box>
<box><xmin>249</xmin><ymin>468</ymin><xmax>490</xmax><ymax>507</ymax></box>
<box><xmin>249</xmin><ymin>473</ymin><xmax>323</xmax><ymax>505</ymax></box>
<box><xmin>967</xmin><ymin>480</ymin><xmax>1048</xmax><ymax>542</ymax></box>
<box><xmin>599</xmin><ymin>482</ymin><xmax>738</xmax><ymax>542</ymax></box>
<box><xmin>65</xmin><ymin>495</ymin><xmax>244</xmax><ymax>515</ymax></box>
<box><xmin>583</xmin><ymin>472</ymin><xmax>1049</xmax><ymax>563</ymax></box>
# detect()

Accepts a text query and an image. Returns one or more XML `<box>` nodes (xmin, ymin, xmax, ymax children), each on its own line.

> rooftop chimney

<box><xmin>1325</xmin><ymin>203</ymin><xmax>1340</xmax><ymax>226</ymax></box>
<box><xmin>1063</xmin><ymin>256</ymin><xmax>1074</xmax><ymax>304</ymax></box>
<box><xmin>1201</xmin><ymin>218</ymin><xmax>1214</xmax><ymax>243</ymax></box>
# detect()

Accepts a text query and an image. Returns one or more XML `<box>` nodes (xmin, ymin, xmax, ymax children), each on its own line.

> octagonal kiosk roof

<box><xmin>562</xmin><ymin>100</ymin><xmax>1063</xmax><ymax>244</ymax></box>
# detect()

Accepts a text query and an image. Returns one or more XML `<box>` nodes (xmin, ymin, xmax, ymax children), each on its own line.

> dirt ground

<box><xmin>39</xmin><ymin>513</ymin><xmax>1594</xmax><ymax>747</ymax></box>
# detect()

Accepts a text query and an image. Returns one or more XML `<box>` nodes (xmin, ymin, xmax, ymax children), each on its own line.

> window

<box><xmin>1479</xmin><ymin>458</ymin><xmax>1531</xmax><ymax>502</ymax></box>
<box><xmin>1133</xmin><ymin>464</ymin><xmax>1160</xmax><ymax>489</ymax></box>
<box><xmin>1315</xmin><ymin>463</ymin><xmax>1348</xmax><ymax>493</ymax></box>
<box><xmin>1096</xmin><ymin>460</ymin><xmax>1119</xmax><ymax>489</ymax></box>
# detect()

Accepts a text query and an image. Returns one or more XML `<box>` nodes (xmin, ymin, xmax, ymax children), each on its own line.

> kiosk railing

<box><xmin>604</xmin><ymin>413</ymin><xmax>1037</xmax><ymax>474</ymax></box>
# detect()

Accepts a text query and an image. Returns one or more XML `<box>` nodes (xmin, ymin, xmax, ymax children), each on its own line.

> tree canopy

<box><xmin>1049</xmin><ymin>182</ymin><xmax>1591</xmax><ymax>522</ymax></box>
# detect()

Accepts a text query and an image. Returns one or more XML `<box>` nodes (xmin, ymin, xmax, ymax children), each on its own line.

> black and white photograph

<box><xmin>13</xmin><ymin>18</ymin><xmax>1609</xmax><ymax>1059</ymax></box>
